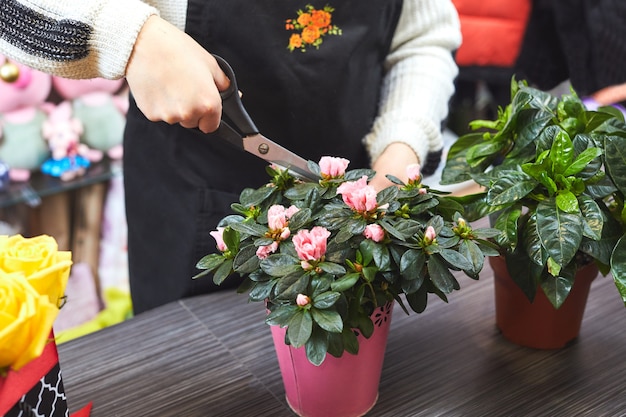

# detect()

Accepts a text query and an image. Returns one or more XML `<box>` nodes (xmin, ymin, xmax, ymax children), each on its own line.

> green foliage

<box><xmin>196</xmin><ymin>159</ymin><xmax>498</xmax><ymax>365</ymax></box>
<box><xmin>442</xmin><ymin>78</ymin><xmax>626</xmax><ymax>309</ymax></box>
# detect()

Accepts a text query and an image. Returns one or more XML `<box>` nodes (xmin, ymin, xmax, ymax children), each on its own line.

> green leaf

<box><xmin>265</xmin><ymin>305</ymin><xmax>299</xmax><ymax>326</ymax></box>
<box><xmin>604</xmin><ymin>134</ymin><xmax>626</xmax><ymax>195</ymax></box>
<box><xmin>311</xmin><ymin>308</ymin><xmax>343</xmax><ymax>333</ymax></box>
<box><xmin>550</xmin><ymin>129</ymin><xmax>574</xmax><ymax>174</ymax></box>
<box><xmin>212</xmin><ymin>259</ymin><xmax>234</xmax><ymax>285</ymax></box>
<box><xmin>195</xmin><ymin>253</ymin><xmax>226</xmax><ymax>272</ymax></box>
<box><xmin>487</xmin><ymin>171</ymin><xmax>537</xmax><ymax>206</ymax></box>
<box><xmin>563</xmin><ymin>147</ymin><xmax>602</xmax><ymax>176</ymax></box>
<box><xmin>305</xmin><ymin>326</ymin><xmax>329</xmax><ymax>366</ymax></box>
<box><xmin>376</xmin><ymin>185</ymin><xmax>399</xmax><ymax>206</ymax></box>
<box><xmin>438</xmin><ymin>248</ymin><xmax>474</xmax><ymax>272</ymax></box>
<box><xmin>287</xmin><ymin>208</ymin><xmax>312</xmax><ymax>230</ymax></box>
<box><xmin>229</xmin><ymin>221</ymin><xmax>267</xmax><ymax>237</ymax></box>
<box><xmin>284</xmin><ymin>182</ymin><xmax>319</xmax><ymax>200</ymax></box>
<box><xmin>459</xmin><ymin>239</ymin><xmax>484</xmax><ymax>277</ymax></box>
<box><xmin>428</xmin><ymin>255</ymin><xmax>459</xmax><ymax>294</ymax></box>
<box><xmin>318</xmin><ymin>262</ymin><xmax>346</xmax><ymax>276</ymax></box>
<box><xmin>540</xmin><ymin>273</ymin><xmax>574</xmax><ymax>309</ymax></box>
<box><xmin>274</xmin><ymin>271</ymin><xmax>310</xmax><ymax>301</ymax></box>
<box><xmin>287</xmin><ymin>310</ymin><xmax>313</xmax><ymax>348</ymax></box>
<box><xmin>233</xmin><ymin>244</ymin><xmax>261</xmax><ymax>274</ymax></box>
<box><xmin>312</xmin><ymin>291</ymin><xmax>341</xmax><ymax>309</ymax></box>
<box><xmin>260</xmin><ymin>253</ymin><xmax>300</xmax><ymax>276</ymax></box>
<box><xmin>241</xmin><ymin>185</ymin><xmax>276</xmax><ymax>207</ymax></box>
<box><xmin>331</xmin><ymin>273</ymin><xmax>360</xmax><ymax>292</ymax></box>
<box><xmin>405</xmin><ymin>286</ymin><xmax>428</xmax><ymax>313</ymax></box>
<box><xmin>494</xmin><ymin>205</ymin><xmax>522</xmax><ymax>249</ymax></box>
<box><xmin>536</xmin><ymin>198</ymin><xmax>583</xmax><ymax>268</ymax></box>
<box><xmin>400</xmin><ymin>249</ymin><xmax>425</xmax><ymax>279</ymax></box>
<box><xmin>361</xmin><ymin>239</ymin><xmax>391</xmax><ymax>271</ymax></box>
<box><xmin>556</xmin><ymin>190</ymin><xmax>579</xmax><ymax>213</ymax></box>
<box><xmin>248</xmin><ymin>279</ymin><xmax>276</xmax><ymax>302</ymax></box>
<box><xmin>342</xmin><ymin>326</ymin><xmax>359</xmax><ymax>355</ymax></box>
<box><xmin>578</xmin><ymin>196</ymin><xmax>603</xmax><ymax>240</ymax></box>
<box><xmin>610</xmin><ymin>235</ymin><xmax>626</xmax><ymax>306</ymax></box>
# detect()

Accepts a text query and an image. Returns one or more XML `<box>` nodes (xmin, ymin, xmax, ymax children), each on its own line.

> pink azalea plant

<box><xmin>195</xmin><ymin>156</ymin><xmax>499</xmax><ymax>365</ymax></box>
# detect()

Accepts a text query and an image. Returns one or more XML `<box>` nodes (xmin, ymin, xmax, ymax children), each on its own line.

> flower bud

<box><xmin>406</xmin><ymin>163</ymin><xmax>421</xmax><ymax>182</ymax></box>
<box><xmin>210</xmin><ymin>227</ymin><xmax>227</xmax><ymax>252</ymax></box>
<box><xmin>424</xmin><ymin>226</ymin><xmax>437</xmax><ymax>243</ymax></box>
<box><xmin>296</xmin><ymin>294</ymin><xmax>311</xmax><ymax>307</ymax></box>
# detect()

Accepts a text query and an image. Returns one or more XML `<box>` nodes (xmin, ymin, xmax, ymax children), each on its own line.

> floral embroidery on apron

<box><xmin>285</xmin><ymin>4</ymin><xmax>342</xmax><ymax>52</ymax></box>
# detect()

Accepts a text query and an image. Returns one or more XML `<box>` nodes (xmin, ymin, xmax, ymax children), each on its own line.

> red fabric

<box><xmin>0</xmin><ymin>331</ymin><xmax>92</xmax><ymax>417</ymax></box>
<box><xmin>71</xmin><ymin>402</ymin><xmax>93</xmax><ymax>417</ymax></box>
<box><xmin>0</xmin><ymin>335</ymin><xmax>59</xmax><ymax>415</ymax></box>
<box><xmin>452</xmin><ymin>0</ymin><xmax>532</xmax><ymax>67</ymax></box>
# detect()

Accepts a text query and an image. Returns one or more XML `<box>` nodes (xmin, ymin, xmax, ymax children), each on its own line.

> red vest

<box><xmin>452</xmin><ymin>0</ymin><xmax>531</xmax><ymax>68</ymax></box>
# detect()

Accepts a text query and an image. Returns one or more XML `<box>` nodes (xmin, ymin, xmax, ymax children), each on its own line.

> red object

<box><xmin>271</xmin><ymin>303</ymin><xmax>393</xmax><ymax>417</ymax></box>
<box><xmin>490</xmin><ymin>256</ymin><xmax>598</xmax><ymax>349</ymax></box>
<box><xmin>0</xmin><ymin>331</ymin><xmax>92</xmax><ymax>417</ymax></box>
<box><xmin>451</xmin><ymin>0</ymin><xmax>532</xmax><ymax>68</ymax></box>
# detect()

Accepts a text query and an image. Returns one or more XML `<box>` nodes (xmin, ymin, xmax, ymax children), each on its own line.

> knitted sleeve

<box><xmin>0</xmin><ymin>0</ymin><xmax>187</xmax><ymax>80</ymax></box>
<box><xmin>363</xmin><ymin>0</ymin><xmax>461</xmax><ymax>175</ymax></box>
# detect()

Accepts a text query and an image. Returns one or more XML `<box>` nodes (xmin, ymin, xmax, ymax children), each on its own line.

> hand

<box><xmin>125</xmin><ymin>16</ymin><xmax>230</xmax><ymax>133</ymax></box>
<box><xmin>369</xmin><ymin>142</ymin><xmax>419</xmax><ymax>191</ymax></box>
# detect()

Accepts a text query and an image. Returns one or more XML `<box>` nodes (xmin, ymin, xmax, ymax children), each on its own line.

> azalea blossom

<box><xmin>336</xmin><ymin>176</ymin><xmax>377</xmax><ymax>213</ymax></box>
<box><xmin>210</xmin><ymin>227</ymin><xmax>227</xmax><ymax>252</ymax></box>
<box><xmin>293</xmin><ymin>227</ymin><xmax>331</xmax><ymax>263</ymax></box>
<box><xmin>268</xmin><ymin>204</ymin><xmax>299</xmax><ymax>232</ymax></box>
<box><xmin>319</xmin><ymin>156</ymin><xmax>349</xmax><ymax>178</ymax></box>
<box><xmin>363</xmin><ymin>224</ymin><xmax>385</xmax><ymax>242</ymax></box>
<box><xmin>406</xmin><ymin>163</ymin><xmax>421</xmax><ymax>182</ymax></box>
<box><xmin>296</xmin><ymin>294</ymin><xmax>311</xmax><ymax>307</ymax></box>
<box><xmin>256</xmin><ymin>241</ymin><xmax>279</xmax><ymax>260</ymax></box>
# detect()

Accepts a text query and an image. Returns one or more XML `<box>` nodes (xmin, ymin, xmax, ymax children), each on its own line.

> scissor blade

<box><xmin>243</xmin><ymin>134</ymin><xmax>317</xmax><ymax>181</ymax></box>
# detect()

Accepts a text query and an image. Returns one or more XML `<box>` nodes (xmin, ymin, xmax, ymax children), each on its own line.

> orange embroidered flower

<box><xmin>286</xmin><ymin>4</ymin><xmax>342</xmax><ymax>52</ymax></box>
<box><xmin>289</xmin><ymin>34</ymin><xmax>303</xmax><ymax>50</ymax></box>
<box><xmin>311</xmin><ymin>10</ymin><xmax>331</xmax><ymax>28</ymax></box>
<box><xmin>301</xmin><ymin>26</ymin><xmax>321</xmax><ymax>44</ymax></box>
<box><xmin>297</xmin><ymin>13</ymin><xmax>313</xmax><ymax>27</ymax></box>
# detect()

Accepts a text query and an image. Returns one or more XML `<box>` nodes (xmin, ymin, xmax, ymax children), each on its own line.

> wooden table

<box><xmin>58</xmin><ymin>262</ymin><xmax>625</xmax><ymax>416</ymax></box>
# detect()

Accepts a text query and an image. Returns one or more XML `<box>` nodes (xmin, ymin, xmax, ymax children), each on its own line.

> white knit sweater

<box><xmin>0</xmin><ymin>0</ymin><xmax>461</xmax><ymax>168</ymax></box>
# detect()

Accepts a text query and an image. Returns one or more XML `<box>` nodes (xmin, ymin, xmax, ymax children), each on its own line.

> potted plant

<box><xmin>195</xmin><ymin>156</ymin><xmax>498</xmax><ymax>417</ymax></box>
<box><xmin>441</xmin><ymin>79</ymin><xmax>626</xmax><ymax>348</ymax></box>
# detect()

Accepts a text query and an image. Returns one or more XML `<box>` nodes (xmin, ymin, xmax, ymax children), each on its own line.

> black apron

<box><xmin>124</xmin><ymin>0</ymin><xmax>403</xmax><ymax>314</ymax></box>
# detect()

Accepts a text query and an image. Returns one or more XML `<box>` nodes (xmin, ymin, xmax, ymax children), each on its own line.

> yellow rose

<box><xmin>0</xmin><ymin>271</ymin><xmax>59</xmax><ymax>371</ymax></box>
<box><xmin>0</xmin><ymin>235</ymin><xmax>72</xmax><ymax>307</ymax></box>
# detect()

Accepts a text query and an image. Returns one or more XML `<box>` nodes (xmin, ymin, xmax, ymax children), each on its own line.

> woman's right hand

<box><xmin>125</xmin><ymin>15</ymin><xmax>230</xmax><ymax>133</ymax></box>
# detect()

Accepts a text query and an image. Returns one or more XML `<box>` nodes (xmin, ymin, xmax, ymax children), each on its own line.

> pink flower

<box><xmin>363</xmin><ymin>224</ymin><xmax>385</xmax><ymax>242</ymax></box>
<box><xmin>418</xmin><ymin>188</ymin><xmax>427</xmax><ymax>195</ymax></box>
<box><xmin>293</xmin><ymin>227</ymin><xmax>331</xmax><ymax>262</ymax></box>
<box><xmin>336</xmin><ymin>176</ymin><xmax>377</xmax><ymax>213</ymax></box>
<box><xmin>210</xmin><ymin>227</ymin><xmax>227</xmax><ymax>252</ymax></box>
<box><xmin>256</xmin><ymin>241</ymin><xmax>279</xmax><ymax>260</ymax></box>
<box><xmin>424</xmin><ymin>226</ymin><xmax>437</xmax><ymax>243</ymax></box>
<box><xmin>319</xmin><ymin>156</ymin><xmax>350</xmax><ymax>178</ymax></box>
<box><xmin>267</xmin><ymin>204</ymin><xmax>299</xmax><ymax>231</ymax></box>
<box><xmin>296</xmin><ymin>294</ymin><xmax>311</xmax><ymax>307</ymax></box>
<box><xmin>406</xmin><ymin>163</ymin><xmax>421</xmax><ymax>182</ymax></box>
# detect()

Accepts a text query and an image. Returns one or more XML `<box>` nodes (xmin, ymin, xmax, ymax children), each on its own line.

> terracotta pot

<box><xmin>490</xmin><ymin>256</ymin><xmax>598</xmax><ymax>349</ymax></box>
<box><xmin>271</xmin><ymin>303</ymin><xmax>393</xmax><ymax>417</ymax></box>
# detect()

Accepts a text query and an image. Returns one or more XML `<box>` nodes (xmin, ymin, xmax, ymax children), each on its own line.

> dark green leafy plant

<box><xmin>442</xmin><ymin>79</ymin><xmax>626</xmax><ymax>309</ymax></box>
<box><xmin>195</xmin><ymin>157</ymin><xmax>499</xmax><ymax>365</ymax></box>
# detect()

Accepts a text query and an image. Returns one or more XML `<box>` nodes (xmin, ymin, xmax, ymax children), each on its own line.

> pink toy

<box><xmin>41</xmin><ymin>101</ymin><xmax>94</xmax><ymax>181</ymax></box>
<box><xmin>52</xmin><ymin>77</ymin><xmax>127</xmax><ymax>161</ymax></box>
<box><xmin>0</xmin><ymin>55</ymin><xmax>53</xmax><ymax>182</ymax></box>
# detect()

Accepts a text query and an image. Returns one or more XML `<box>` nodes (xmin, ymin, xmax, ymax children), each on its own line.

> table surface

<box><xmin>58</xmin><ymin>259</ymin><xmax>626</xmax><ymax>417</ymax></box>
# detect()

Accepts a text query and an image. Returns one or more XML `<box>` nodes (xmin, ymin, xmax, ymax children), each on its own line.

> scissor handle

<box><xmin>212</xmin><ymin>54</ymin><xmax>259</xmax><ymax>136</ymax></box>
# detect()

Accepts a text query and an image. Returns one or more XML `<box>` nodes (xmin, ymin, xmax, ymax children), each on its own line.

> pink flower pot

<box><xmin>271</xmin><ymin>303</ymin><xmax>393</xmax><ymax>417</ymax></box>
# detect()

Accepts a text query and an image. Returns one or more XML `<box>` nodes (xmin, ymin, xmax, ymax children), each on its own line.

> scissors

<box><xmin>211</xmin><ymin>54</ymin><xmax>318</xmax><ymax>181</ymax></box>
